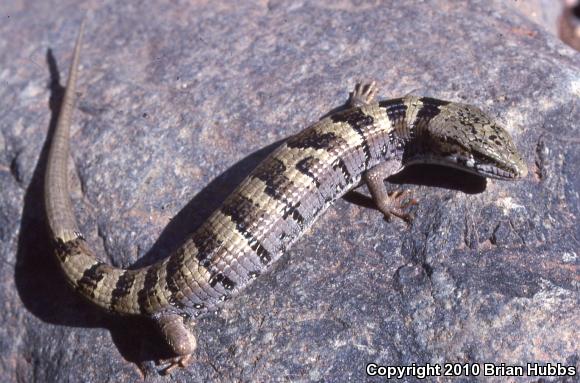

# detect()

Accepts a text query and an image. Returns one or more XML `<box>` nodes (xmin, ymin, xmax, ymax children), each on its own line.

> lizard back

<box><xmin>52</xmin><ymin>103</ymin><xmax>398</xmax><ymax>317</ymax></box>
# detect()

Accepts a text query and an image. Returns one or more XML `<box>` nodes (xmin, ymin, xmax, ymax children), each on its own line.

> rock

<box><xmin>1</xmin><ymin>1</ymin><xmax>578</xmax><ymax>381</ymax></box>
<box><xmin>509</xmin><ymin>0</ymin><xmax>562</xmax><ymax>35</ymax></box>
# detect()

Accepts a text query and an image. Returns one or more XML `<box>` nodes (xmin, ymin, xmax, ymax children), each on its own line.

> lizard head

<box><xmin>404</xmin><ymin>103</ymin><xmax>528</xmax><ymax>180</ymax></box>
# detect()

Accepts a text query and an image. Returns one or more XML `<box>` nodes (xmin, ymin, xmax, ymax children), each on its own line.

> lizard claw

<box><xmin>350</xmin><ymin>81</ymin><xmax>379</xmax><ymax>107</ymax></box>
<box><xmin>377</xmin><ymin>190</ymin><xmax>418</xmax><ymax>224</ymax></box>
<box><xmin>153</xmin><ymin>312</ymin><xmax>196</xmax><ymax>374</ymax></box>
<box><xmin>157</xmin><ymin>354</ymin><xmax>191</xmax><ymax>375</ymax></box>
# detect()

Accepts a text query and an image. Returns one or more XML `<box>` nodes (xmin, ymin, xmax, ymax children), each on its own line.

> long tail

<box><xmin>45</xmin><ymin>20</ymin><xmax>85</xmax><ymax>243</ymax></box>
<box><xmin>44</xmin><ymin>22</ymin><xmax>160</xmax><ymax>316</ymax></box>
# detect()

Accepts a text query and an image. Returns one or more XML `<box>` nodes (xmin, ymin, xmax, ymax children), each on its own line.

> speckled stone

<box><xmin>1</xmin><ymin>1</ymin><xmax>578</xmax><ymax>382</ymax></box>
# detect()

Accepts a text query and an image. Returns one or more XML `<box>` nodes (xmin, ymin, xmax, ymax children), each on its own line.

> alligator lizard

<box><xmin>44</xmin><ymin>23</ymin><xmax>528</xmax><ymax>371</ymax></box>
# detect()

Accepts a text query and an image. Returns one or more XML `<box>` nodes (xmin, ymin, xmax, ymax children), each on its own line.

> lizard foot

<box><xmin>157</xmin><ymin>354</ymin><xmax>192</xmax><ymax>375</ymax></box>
<box><xmin>154</xmin><ymin>312</ymin><xmax>196</xmax><ymax>374</ymax></box>
<box><xmin>349</xmin><ymin>81</ymin><xmax>378</xmax><ymax>107</ymax></box>
<box><xmin>376</xmin><ymin>190</ymin><xmax>418</xmax><ymax>224</ymax></box>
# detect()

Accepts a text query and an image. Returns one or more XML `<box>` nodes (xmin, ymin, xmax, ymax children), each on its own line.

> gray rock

<box><xmin>1</xmin><ymin>0</ymin><xmax>578</xmax><ymax>382</ymax></box>
<box><xmin>509</xmin><ymin>0</ymin><xmax>563</xmax><ymax>35</ymax></box>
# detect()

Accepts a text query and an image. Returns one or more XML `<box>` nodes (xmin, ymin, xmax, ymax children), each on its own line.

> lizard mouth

<box><xmin>404</xmin><ymin>153</ymin><xmax>527</xmax><ymax>180</ymax></box>
<box><xmin>470</xmin><ymin>163</ymin><xmax>523</xmax><ymax>179</ymax></box>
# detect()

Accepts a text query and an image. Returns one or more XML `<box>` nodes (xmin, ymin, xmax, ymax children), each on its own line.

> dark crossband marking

<box><xmin>282</xmin><ymin>201</ymin><xmax>305</xmax><ymax>226</ymax></box>
<box><xmin>296</xmin><ymin>156</ymin><xmax>322</xmax><ymax>187</ymax></box>
<box><xmin>251</xmin><ymin>243</ymin><xmax>272</xmax><ymax>265</ymax></box>
<box><xmin>221</xmin><ymin>194</ymin><xmax>263</xmax><ymax>235</ymax></box>
<box><xmin>251</xmin><ymin>239</ymin><xmax>272</xmax><ymax>265</ymax></box>
<box><xmin>295</xmin><ymin>154</ymin><xmax>337</xmax><ymax>211</ymax></box>
<box><xmin>54</xmin><ymin>237</ymin><xmax>85</xmax><ymax>263</ymax></box>
<box><xmin>252</xmin><ymin>158</ymin><xmax>305</xmax><ymax>227</ymax></box>
<box><xmin>379</xmin><ymin>98</ymin><xmax>407</xmax><ymax>127</ymax></box>
<box><xmin>254</xmin><ymin>154</ymin><xmax>285</xmax><ymax>172</ymax></box>
<box><xmin>53</xmin><ymin>238</ymin><xmax>70</xmax><ymax>262</ymax></box>
<box><xmin>331</xmin><ymin>109</ymin><xmax>374</xmax><ymax>169</ymax></box>
<box><xmin>286</xmin><ymin>129</ymin><xmax>338</xmax><ymax>150</ymax></box>
<box><xmin>332</xmin><ymin>158</ymin><xmax>353</xmax><ymax>186</ymax></box>
<box><xmin>165</xmin><ymin>248</ymin><xmax>189</xmax><ymax>309</ymax></box>
<box><xmin>420</xmin><ymin>97</ymin><xmax>451</xmax><ymax>108</ymax></box>
<box><xmin>110</xmin><ymin>270</ymin><xmax>136</xmax><ymax>309</ymax></box>
<box><xmin>192</xmin><ymin>226</ymin><xmax>222</xmax><ymax>265</ymax></box>
<box><xmin>208</xmin><ymin>272</ymin><xmax>236</xmax><ymax>291</ymax></box>
<box><xmin>253</xmin><ymin>157</ymin><xmax>288</xmax><ymax>199</ymax></box>
<box><xmin>221</xmin><ymin>194</ymin><xmax>273</xmax><ymax>266</ymax></box>
<box><xmin>414</xmin><ymin>97</ymin><xmax>451</xmax><ymax>132</ymax></box>
<box><xmin>198</xmin><ymin>211</ymin><xmax>266</xmax><ymax>281</ymax></box>
<box><xmin>222</xmin><ymin>276</ymin><xmax>235</xmax><ymax>290</ymax></box>
<box><xmin>76</xmin><ymin>262</ymin><xmax>108</xmax><ymax>297</ymax></box>
<box><xmin>137</xmin><ymin>265</ymin><xmax>161</xmax><ymax>314</ymax></box>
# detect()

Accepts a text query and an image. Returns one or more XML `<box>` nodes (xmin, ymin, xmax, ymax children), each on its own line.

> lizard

<box><xmin>44</xmin><ymin>21</ymin><xmax>528</xmax><ymax>372</ymax></box>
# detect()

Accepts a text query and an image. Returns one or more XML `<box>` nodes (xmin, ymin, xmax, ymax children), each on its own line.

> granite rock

<box><xmin>1</xmin><ymin>0</ymin><xmax>578</xmax><ymax>382</ymax></box>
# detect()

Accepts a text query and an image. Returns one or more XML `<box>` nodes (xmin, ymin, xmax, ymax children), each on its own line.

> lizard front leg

<box><xmin>348</xmin><ymin>81</ymin><xmax>417</xmax><ymax>222</ymax></box>
<box><xmin>364</xmin><ymin>160</ymin><xmax>417</xmax><ymax>223</ymax></box>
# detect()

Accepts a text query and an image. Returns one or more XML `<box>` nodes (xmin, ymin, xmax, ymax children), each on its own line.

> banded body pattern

<box><xmin>54</xmin><ymin>100</ymin><xmax>403</xmax><ymax>316</ymax></box>
<box><xmin>55</xmin><ymin>96</ymin><xmax>490</xmax><ymax>317</ymax></box>
<box><xmin>45</xmin><ymin>23</ymin><xmax>527</xmax><ymax>368</ymax></box>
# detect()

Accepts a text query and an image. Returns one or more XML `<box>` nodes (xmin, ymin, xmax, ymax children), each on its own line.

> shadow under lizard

<box><xmin>44</xmin><ymin>22</ymin><xmax>528</xmax><ymax>372</ymax></box>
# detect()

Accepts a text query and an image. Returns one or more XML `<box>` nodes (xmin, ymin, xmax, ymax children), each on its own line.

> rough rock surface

<box><xmin>509</xmin><ymin>0</ymin><xmax>563</xmax><ymax>35</ymax></box>
<box><xmin>1</xmin><ymin>1</ymin><xmax>578</xmax><ymax>382</ymax></box>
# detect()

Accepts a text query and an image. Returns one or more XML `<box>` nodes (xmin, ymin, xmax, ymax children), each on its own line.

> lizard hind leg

<box><xmin>349</xmin><ymin>81</ymin><xmax>379</xmax><ymax>107</ymax></box>
<box><xmin>154</xmin><ymin>312</ymin><xmax>197</xmax><ymax>374</ymax></box>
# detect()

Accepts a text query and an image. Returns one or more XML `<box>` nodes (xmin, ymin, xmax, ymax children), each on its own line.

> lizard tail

<box><xmin>44</xmin><ymin>21</ymin><xmax>159</xmax><ymax>316</ymax></box>
<box><xmin>45</xmin><ymin>19</ymin><xmax>85</xmax><ymax>244</ymax></box>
